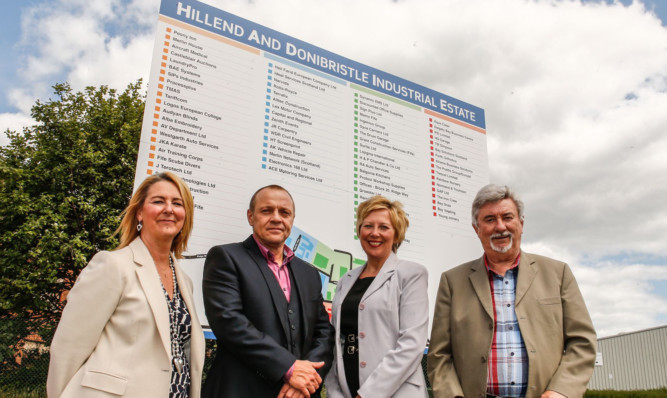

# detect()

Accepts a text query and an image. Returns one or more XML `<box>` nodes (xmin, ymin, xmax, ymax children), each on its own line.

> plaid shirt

<box><xmin>485</xmin><ymin>255</ymin><xmax>528</xmax><ymax>397</ymax></box>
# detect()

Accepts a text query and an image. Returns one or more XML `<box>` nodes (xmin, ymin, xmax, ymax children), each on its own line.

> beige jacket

<box><xmin>47</xmin><ymin>237</ymin><xmax>205</xmax><ymax>397</ymax></box>
<box><xmin>428</xmin><ymin>252</ymin><xmax>596</xmax><ymax>398</ymax></box>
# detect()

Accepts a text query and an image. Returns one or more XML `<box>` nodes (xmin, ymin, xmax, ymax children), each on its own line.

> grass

<box><xmin>2</xmin><ymin>385</ymin><xmax>666</xmax><ymax>397</ymax></box>
<box><xmin>585</xmin><ymin>389</ymin><xmax>667</xmax><ymax>397</ymax></box>
<box><xmin>0</xmin><ymin>387</ymin><xmax>45</xmax><ymax>398</ymax></box>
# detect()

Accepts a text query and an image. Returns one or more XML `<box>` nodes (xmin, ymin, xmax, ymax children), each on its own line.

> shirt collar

<box><xmin>484</xmin><ymin>252</ymin><xmax>521</xmax><ymax>276</ymax></box>
<box><xmin>253</xmin><ymin>234</ymin><xmax>295</xmax><ymax>266</ymax></box>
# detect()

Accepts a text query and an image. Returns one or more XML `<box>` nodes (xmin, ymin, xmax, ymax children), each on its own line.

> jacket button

<box><xmin>359</xmin><ymin>332</ymin><xmax>366</xmax><ymax>338</ymax></box>
<box><xmin>360</xmin><ymin>361</ymin><xmax>366</xmax><ymax>368</ymax></box>
<box><xmin>481</xmin><ymin>356</ymin><xmax>487</xmax><ymax>363</ymax></box>
<box><xmin>359</xmin><ymin>303</ymin><xmax>365</xmax><ymax>310</ymax></box>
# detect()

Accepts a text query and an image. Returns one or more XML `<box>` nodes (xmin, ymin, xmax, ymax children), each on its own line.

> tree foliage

<box><xmin>0</xmin><ymin>81</ymin><xmax>144</xmax><ymax>336</ymax></box>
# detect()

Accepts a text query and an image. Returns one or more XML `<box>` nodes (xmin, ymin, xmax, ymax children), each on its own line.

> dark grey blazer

<box><xmin>202</xmin><ymin>235</ymin><xmax>334</xmax><ymax>397</ymax></box>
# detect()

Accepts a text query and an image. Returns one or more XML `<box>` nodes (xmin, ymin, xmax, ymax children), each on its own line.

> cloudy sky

<box><xmin>1</xmin><ymin>0</ymin><xmax>666</xmax><ymax>338</ymax></box>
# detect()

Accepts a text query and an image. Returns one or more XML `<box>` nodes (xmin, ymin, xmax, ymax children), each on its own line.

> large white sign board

<box><xmin>135</xmin><ymin>0</ymin><xmax>490</xmax><ymax>335</ymax></box>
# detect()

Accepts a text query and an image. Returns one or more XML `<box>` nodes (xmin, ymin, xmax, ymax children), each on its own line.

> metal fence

<box><xmin>0</xmin><ymin>318</ymin><xmax>51</xmax><ymax>396</ymax></box>
<box><xmin>0</xmin><ymin>319</ymin><xmax>430</xmax><ymax>397</ymax></box>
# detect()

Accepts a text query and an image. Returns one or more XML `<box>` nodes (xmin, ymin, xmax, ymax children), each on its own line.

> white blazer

<box><xmin>47</xmin><ymin>237</ymin><xmax>205</xmax><ymax>398</ymax></box>
<box><xmin>325</xmin><ymin>252</ymin><xmax>429</xmax><ymax>398</ymax></box>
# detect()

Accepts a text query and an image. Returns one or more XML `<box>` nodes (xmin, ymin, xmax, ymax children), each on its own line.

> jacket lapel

<box><xmin>361</xmin><ymin>252</ymin><xmax>398</xmax><ymax>302</ymax></box>
<box><xmin>332</xmin><ymin>266</ymin><xmax>363</xmax><ymax>398</ymax></box>
<box><xmin>515</xmin><ymin>251</ymin><xmax>537</xmax><ymax>307</ymax></box>
<box><xmin>468</xmin><ymin>256</ymin><xmax>494</xmax><ymax>320</ymax></box>
<box><xmin>333</xmin><ymin>266</ymin><xmax>364</xmax><ymax>331</ymax></box>
<box><xmin>131</xmin><ymin>237</ymin><xmax>172</xmax><ymax>360</ymax></box>
<box><xmin>172</xmin><ymin>254</ymin><xmax>196</xmax><ymax>324</ymax></box>
<box><xmin>173</xmin><ymin>255</ymin><xmax>204</xmax><ymax>369</ymax></box>
<box><xmin>289</xmin><ymin>259</ymin><xmax>315</xmax><ymax>343</ymax></box>
<box><xmin>243</xmin><ymin>237</ymin><xmax>291</xmax><ymax>340</ymax></box>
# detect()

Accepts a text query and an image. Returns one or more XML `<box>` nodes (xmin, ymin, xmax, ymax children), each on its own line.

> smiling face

<box><xmin>473</xmin><ymin>198</ymin><xmax>523</xmax><ymax>259</ymax></box>
<box><xmin>136</xmin><ymin>180</ymin><xmax>186</xmax><ymax>244</ymax></box>
<box><xmin>359</xmin><ymin>209</ymin><xmax>396</xmax><ymax>265</ymax></box>
<box><xmin>247</xmin><ymin>187</ymin><xmax>294</xmax><ymax>253</ymax></box>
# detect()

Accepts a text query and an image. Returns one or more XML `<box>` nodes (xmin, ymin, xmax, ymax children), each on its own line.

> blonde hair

<box><xmin>115</xmin><ymin>172</ymin><xmax>194</xmax><ymax>258</ymax></box>
<box><xmin>356</xmin><ymin>195</ymin><xmax>409</xmax><ymax>252</ymax></box>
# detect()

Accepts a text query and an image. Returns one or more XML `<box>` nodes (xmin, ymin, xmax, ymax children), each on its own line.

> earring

<box><xmin>137</xmin><ymin>221</ymin><xmax>143</xmax><ymax>232</ymax></box>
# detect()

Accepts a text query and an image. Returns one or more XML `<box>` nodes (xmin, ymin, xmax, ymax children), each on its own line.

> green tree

<box><xmin>0</xmin><ymin>81</ymin><xmax>144</xmax><ymax>376</ymax></box>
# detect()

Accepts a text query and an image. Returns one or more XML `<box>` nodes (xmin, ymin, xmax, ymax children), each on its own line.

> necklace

<box><xmin>160</xmin><ymin>256</ymin><xmax>184</xmax><ymax>374</ymax></box>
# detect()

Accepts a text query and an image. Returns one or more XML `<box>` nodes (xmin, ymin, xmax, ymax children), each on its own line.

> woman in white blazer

<box><xmin>47</xmin><ymin>172</ymin><xmax>205</xmax><ymax>398</ymax></box>
<box><xmin>325</xmin><ymin>195</ymin><xmax>429</xmax><ymax>398</ymax></box>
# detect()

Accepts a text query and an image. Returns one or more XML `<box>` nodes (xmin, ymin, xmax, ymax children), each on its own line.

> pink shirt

<box><xmin>253</xmin><ymin>235</ymin><xmax>295</xmax><ymax>302</ymax></box>
<box><xmin>253</xmin><ymin>235</ymin><xmax>297</xmax><ymax>380</ymax></box>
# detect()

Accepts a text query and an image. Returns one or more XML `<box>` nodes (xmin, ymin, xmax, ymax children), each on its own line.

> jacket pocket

<box><xmin>538</xmin><ymin>296</ymin><xmax>561</xmax><ymax>305</ymax></box>
<box><xmin>81</xmin><ymin>370</ymin><xmax>128</xmax><ymax>395</ymax></box>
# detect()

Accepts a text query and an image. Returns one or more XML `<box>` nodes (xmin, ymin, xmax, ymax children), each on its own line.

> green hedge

<box><xmin>585</xmin><ymin>389</ymin><xmax>667</xmax><ymax>398</ymax></box>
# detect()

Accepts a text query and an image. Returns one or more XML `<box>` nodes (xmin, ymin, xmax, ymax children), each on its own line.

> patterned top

<box><xmin>166</xmin><ymin>278</ymin><xmax>192</xmax><ymax>398</ymax></box>
<box><xmin>485</xmin><ymin>256</ymin><xmax>528</xmax><ymax>397</ymax></box>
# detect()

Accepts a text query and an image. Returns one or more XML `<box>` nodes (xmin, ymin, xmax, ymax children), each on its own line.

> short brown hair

<box><xmin>356</xmin><ymin>195</ymin><xmax>409</xmax><ymax>253</ymax></box>
<box><xmin>248</xmin><ymin>184</ymin><xmax>295</xmax><ymax>214</ymax></box>
<box><xmin>115</xmin><ymin>172</ymin><xmax>194</xmax><ymax>258</ymax></box>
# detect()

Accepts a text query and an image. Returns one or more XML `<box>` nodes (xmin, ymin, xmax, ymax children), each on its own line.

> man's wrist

<box><xmin>284</xmin><ymin>363</ymin><xmax>295</xmax><ymax>382</ymax></box>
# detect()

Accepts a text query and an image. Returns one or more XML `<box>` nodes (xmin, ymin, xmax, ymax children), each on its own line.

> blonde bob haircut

<box><xmin>115</xmin><ymin>172</ymin><xmax>194</xmax><ymax>258</ymax></box>
<box><xmin>356</xmin><ymin>195</ymin><xmax>409</xmax><ymax>253</ymax></box>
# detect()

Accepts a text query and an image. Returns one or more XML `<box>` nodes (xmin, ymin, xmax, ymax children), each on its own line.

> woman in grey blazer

<box><xmin>47</xmin><ymin>172</ymin><xmax>205</xmax><ymax>397</ymax></box>
<box><xmin>325</xmin><ymin>195</ymin><xmax>429</xmax><ymax>398</ymax></box>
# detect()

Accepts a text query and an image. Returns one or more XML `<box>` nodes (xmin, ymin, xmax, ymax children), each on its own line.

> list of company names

<box><xmin>136</xmin><ymin>8</ymin><xmax>488</xmax><ymax>258</ymax></box>
<box><xmin>428</xmin><ymin>114</ymin><xmax>488</xmax><ymax>234</ymax></box>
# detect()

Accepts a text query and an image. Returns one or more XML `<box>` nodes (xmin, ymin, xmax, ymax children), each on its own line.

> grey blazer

<box><xmin>47</xmin><ymin>237</ymin><xmax>205</xmax><ymax>398</ymax></box>
<box><xmin>325</xmin><ymin>252</ymin><xmax>429</xmax><ymax>398</ymax></box>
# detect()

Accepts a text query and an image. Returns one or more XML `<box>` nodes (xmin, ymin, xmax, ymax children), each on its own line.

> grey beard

<box><xmin>490</xmin><ymin>233</ymin><xmax>513</xmax><ymax>253</ymax></box>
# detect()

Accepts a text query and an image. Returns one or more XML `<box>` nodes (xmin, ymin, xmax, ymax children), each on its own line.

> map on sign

<box><xmin>134</xmin><ymin>0</ymin><xmax>490</xmax><ymax>330</ymax></box>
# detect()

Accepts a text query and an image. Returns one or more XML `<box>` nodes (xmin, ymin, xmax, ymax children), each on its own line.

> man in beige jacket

<box><xmin>428</xmin><ymin>184</ymin><xmax>596</xmax><ymax>398</ymax></box>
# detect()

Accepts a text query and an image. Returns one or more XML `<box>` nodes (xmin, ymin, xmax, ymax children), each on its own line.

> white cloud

<box><xmin>10</xmin><ymin>0</ymin><xmax>157</xmax><ymax>109</ymax></box>
<box><xmin>67</xmin><ymin>34</ymin><xmax>154</xmax><ymax>89</ymax></box>
<box><xmin>524</xmin><ymin>241</ymin><xmax>667</xmax><ymax>337</ymax></box>
<box><xmin>0</xmin><ymin>112</ymin><xmax>35</xmax><ymax>146</ymax></box>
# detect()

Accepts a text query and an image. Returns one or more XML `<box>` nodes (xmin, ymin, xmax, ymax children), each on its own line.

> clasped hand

<box><xmin>277</xmin><ymin>360</ymin><xmax>324</xmax><ymax>398</ymax></box>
